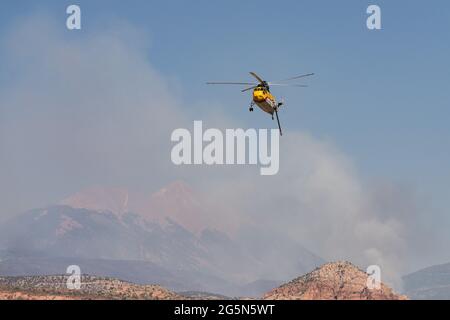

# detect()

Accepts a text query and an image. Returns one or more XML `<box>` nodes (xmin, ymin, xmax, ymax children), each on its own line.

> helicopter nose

<box><xmin>253</xmin><ymin>92</ymin><xmax>265</xmax><ymax>102</ymax></box>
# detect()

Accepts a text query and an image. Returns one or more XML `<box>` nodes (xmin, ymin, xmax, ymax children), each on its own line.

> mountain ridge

<box><xmin>0</xmin><ymin>261</ymin><xmax>409</xmax><ymax>300</ymax></box>
<box><xmin>59</xmin><ymin>181</ymin><xmax>218</xmax><ymax>235</ymax></box>
<box><xmin>264</xmin><ymin>261</ymin><xmax>407</xmax><ymax>300</ymax></box>
<box><xmin>403</xmin><ymin>262</ymin><xmax>450</xmax><ymax>299</ymax></box>
<box><xmin>0</xmin><ymin>189</ymin><xmax>324</xmax><ymax>297</ymax></box>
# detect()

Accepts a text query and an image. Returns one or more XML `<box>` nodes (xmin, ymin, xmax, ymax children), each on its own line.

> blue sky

<box><xmin>0</xmin><ymin>0</ymin><xmax>449</xmax><ymax>272</ymax></box>
<box><xmin>2</xmin><ymin>0</ymin><xmax>448</xmax><ymax>209</ymax></box>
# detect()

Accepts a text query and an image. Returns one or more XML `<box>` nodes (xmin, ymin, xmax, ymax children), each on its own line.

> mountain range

<box><xmin>0</xmin><ymin>261</ymin><xmax>406</xmax><ymax>300</ymax></box>
<box><xmin>403</xmin><ymin>262</ymin><xmax>450</xmax><ymax>299</ymax></box>
<box><xmin>3</xmin><ymin>181</ymin><xmax>446</xmax><ymax>298</ymax></box>
<box><xmin>0</xmin><ymin>181</ymin><xmax>323</xmax><ymax>297</ymax></box>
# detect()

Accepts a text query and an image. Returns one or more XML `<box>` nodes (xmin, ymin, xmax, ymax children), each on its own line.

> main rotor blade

<box><xmin>268</xmin><ymin>83</ymin><xmax>309</xmax><ymax>87</ymax></box>
<box><xmin>241</xmin><ymin>85</ymin><xmax>258</xmax><ymax>92</ymax></box>
<box><xmin>207</xmin><ymin>82</ymin><xmax>257</xmax><ymax>85</ymax></box>
<box><xmin>249</xmin><ymin>72</ymin><xmax>265</xmax><ymax>84</ymax></box>
<box><xmin>277</xmin><ymin>73</ymin><xmax>315</xmax><ymax>82</ymax></box>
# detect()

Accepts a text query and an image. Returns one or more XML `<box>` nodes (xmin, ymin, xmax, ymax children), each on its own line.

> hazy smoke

<box><xmin>0</xmin><ymin>15</ymin><xmax>189</xmax><ymax>217</ymax></box>
<box><xmin>0</xmin><ymin>14</ymin><xmax>444</xmax><ymax>288</ymax></box>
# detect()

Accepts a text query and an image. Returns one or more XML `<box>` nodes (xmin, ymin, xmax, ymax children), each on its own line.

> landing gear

<box><xmin>272</xmin><ymin>105</ymin><xmax>278</xmax><ymax>120</ymax></box>
<box><xmin>249</xmin><ymin>107</ymin><xmax>254</xmax><ymax>112</ymax></box>
<box><xmin>249</xmin><ymin>101</ymin><xmax>254</xmax><ymax>112</ymax></box>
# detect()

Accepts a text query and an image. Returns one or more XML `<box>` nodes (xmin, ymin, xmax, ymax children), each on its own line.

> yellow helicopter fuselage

<box><xmin>252</xmin><ymin>86</ymin><xmax>278</xmax><ymax>115</ymax></box>
<box><xmin>206</xmin><ymin>71</ymin><xmax>314</xmax><ymax>136</ymax></box>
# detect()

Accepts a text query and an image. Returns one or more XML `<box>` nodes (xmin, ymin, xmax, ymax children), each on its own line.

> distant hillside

<box><xmin>0</xmin><ymin>275</ymin><xmax>181</xmax><ymax>300</ymax></box>
<box><xmin>403</xmin><ymin>262</ymin><xmax>450</xmax><ymax>299</ymax></box>
<box><xmin>0</xmin><ymin>256</ymin><xmax>209</xmax><ymax>292</ymax></box>
<box><xmin>178</xmin><ymin>291</ymin><xmax>232</xmax><ymax>300</ymax></box>
<box><xmin>264</xmin><ymin>261</ymin><xmax>407</xmax><ymax>300</ymax></box>
<box><xmin>0</xmin><ymin>262</ymin><xmax>411</xmax><ymax>300</ymax></box>
<box><xmin>239</xmin><ymin>279</ymin><xmax>281</xmax><ymax>298</ymax></box>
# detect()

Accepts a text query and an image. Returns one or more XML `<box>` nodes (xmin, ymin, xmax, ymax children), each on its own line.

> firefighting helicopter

<box><xmin>207</xmin><ymin>72</ymin><xmax>314</xmax><ymax>136</ymax></box>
